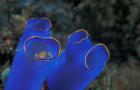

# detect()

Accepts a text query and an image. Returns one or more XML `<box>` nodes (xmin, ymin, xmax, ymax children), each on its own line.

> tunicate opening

<box><xmin>24</xmin><ymin>36</ymin><xmax>61</xmax><ymax>61</ymax></box>
<box><xmin>85</xmin><ymin>44</ymin><xmax>110</xmax><ymax>70</ymax></box>
<box><xmin>68</xmin><ymin>29</ymin><xmax>89</xmax><ymax>44</ymax></box>
<box><xmin>26</xmin><ymin>18</ymin><xmax>51</xmax><ymax>31</ymax></box>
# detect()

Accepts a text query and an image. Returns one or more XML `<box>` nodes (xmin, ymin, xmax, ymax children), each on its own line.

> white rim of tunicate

<box><xmin>25</xmin><ymin>18</ymin><xmax>52</xmax><ymax>31</ymax></box>
<box><xmin>23</xmin><ymin>36</ymin><xmax>61</xmax><ymax>61</ymax></box>
<box><xmin>84</xmin><ymin>43</ymin><xmax>110</xmax><ymax>70</ymax></box>
<box><xmin>68</xmin><ymin>29</ymin><xmax>89</xmax><ymax>44</ymax></box>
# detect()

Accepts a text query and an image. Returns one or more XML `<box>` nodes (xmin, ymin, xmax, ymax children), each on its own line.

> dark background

<box><xmin>0</xmin><ymin>0</ymin><xmax>140</xmax><ymax>90</ymax></box>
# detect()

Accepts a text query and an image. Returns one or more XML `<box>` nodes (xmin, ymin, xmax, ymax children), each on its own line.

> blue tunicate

<box><xmin>46</xmin><ymin>29</ymin><xmax>110</xmax><ymax>90</ymax></box>
<box><xmin>5</xmin><ymin>18</ymin><xmax>110</xmax><ymax>90</ymax></box>
<box><xmin>5</xmin><ymin>18</ymin><xmax>61</xmax><ymax>90</ymax></box>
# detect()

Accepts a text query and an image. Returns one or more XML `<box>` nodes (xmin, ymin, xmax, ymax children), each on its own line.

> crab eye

<box><xmin>24</xmin><ymin>36</ymin><xmax>61</xmax><ymax>61</ymax></box>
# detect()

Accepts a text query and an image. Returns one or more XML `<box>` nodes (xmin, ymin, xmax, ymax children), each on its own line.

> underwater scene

<box><xmin>0</xmin><ymin>0</ymin><xmax>140</xmax><ymax>90</ymax></box>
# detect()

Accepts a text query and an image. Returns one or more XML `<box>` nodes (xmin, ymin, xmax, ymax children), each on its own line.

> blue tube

<box><xmin>46</xmin><ymin>29</ymin><xmax>110</xmax><ymax>90</ymax></box>
<box><xmin>5</xmin><ymin>18</ymin><xmax>61</xmax><ymax>90</ymax></box>
<box><xmin>17</xmin><ymin>18</ymin><xmax>52</xmax><ymax>49</ymax></box>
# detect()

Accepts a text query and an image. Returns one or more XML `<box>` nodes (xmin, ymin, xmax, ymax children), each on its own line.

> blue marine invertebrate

<box><xmin>46</xmin><ymin>29</ymin><xmax>110</xmax><ymax>90</ymax></box>
<box><xmin>5</xmin><ymin>18</ymin><xmax>110</xmax><ymax>90</ymax></box>
<box><xmin>17</xmin><ymin>18</ymin><xmax>52</xmax><ymax>49</ymax></box>
<box><xmin>5</xmin><ymin>18</ymin><xmax>61</xmax><ymax>90</ymax></box>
